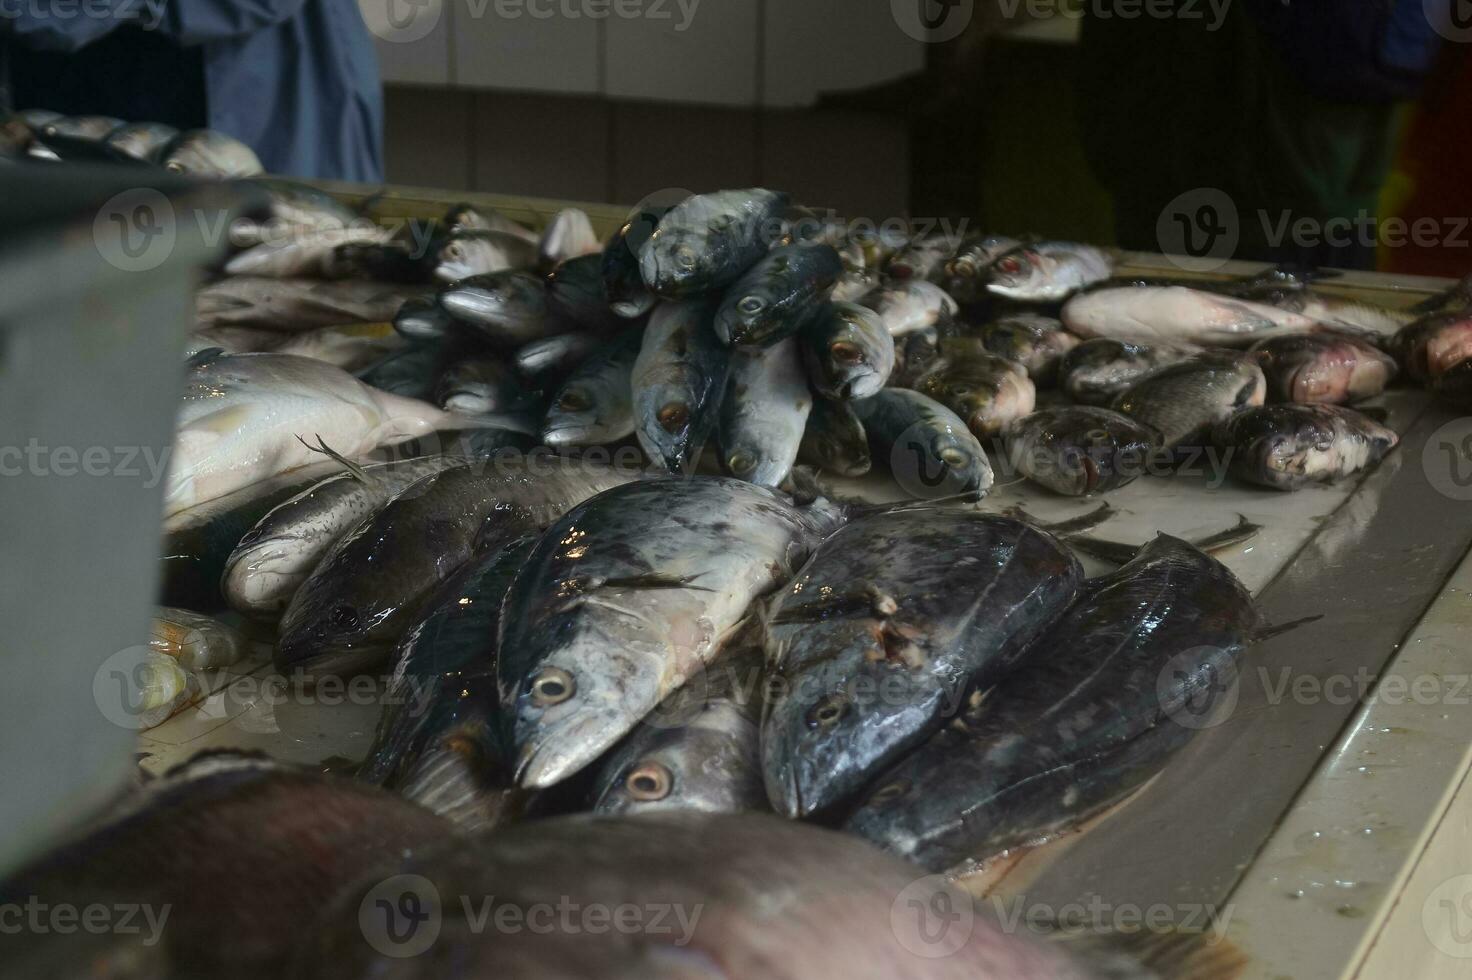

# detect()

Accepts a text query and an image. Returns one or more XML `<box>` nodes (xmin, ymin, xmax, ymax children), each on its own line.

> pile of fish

<box><xmin>1</xmin><ymin>107</ymin><xmax>264</xmax><ymax>176</ymax></box>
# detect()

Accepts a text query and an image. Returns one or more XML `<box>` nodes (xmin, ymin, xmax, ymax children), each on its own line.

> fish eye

<box><xmin>674</xmin><ymin>245</ymin><xmax>700</xmax><ymax>271</ymax></box>
<box><xmin>164</xmin><ymin>160</ymin><xmax>185</xmax><ymax>174</ymax></box>
<box><xmin>529</xmin><ymin>666</ymin><xmax>576</xmax><ymax>707</ymax></box>
<box><xmin>870</xmin><ymin>780</ymin><xmax>910</xmax><ymax>805</ymax></box>
<box><xmin>737</xmin><ymin>295</ymin><xmax>766</xmax><ymax>316</ymax></box>
<box><xmin>446</xmin><ymin>242</ymin><xmax>464</xmax><ymax>259</ymax></box>
<box><xmin>657</xmin><ymin>403</ymin><xmax>690</xmax><ymax>433</ymax></box>
<box><xmin>997</xmin><ymin>256</ymin><xmax>1024</xmax><ymax>275</ymax></box>
<box><xmin>830</xmin><ymin>341</ymin><xmax>864</xmax><ymax>365</ymax></box>
<box><xmin>806</xmin><ymin>694</ymin><xmax>849</xmax><ymax>730</ymax></box>
<box><xmin>949</xmin><ymin>384</ymin><xmax>972</xmax><ymax>397</ymax></box>
<box><xmin>728</xmin><ymin>450</ymin><xmax>756</xmax><ymax>474</ymax></box>
<box><xmin>558</xmin><ymin>389</ymin><xmax>591</xmax><ymax>412</ymax></box>
<box><xmin>624</xmin><ymin>761</ymin><xmax>673</xmax><ymax>801</ymax></box>
<box><xmin>939</xmin><ymin>447</ymin><xmax>969</xmax><ymax>468</ymax></box>
<box><xmin>329</xmin><ymin>604</ymin><xmax>359</xmax><ymax>630</ymax></box>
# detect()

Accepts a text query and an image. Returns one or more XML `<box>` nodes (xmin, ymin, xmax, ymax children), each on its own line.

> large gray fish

<box><xmin>103</xmin><ymin>121</ymin><xmax>178</xmax><ymax>162</ymax></box>
<box><xmin>798</xmin><ymin>397</ymin><xmax>872</xmax><ymax>478</ymax></box>
<box><xmin>639</xmin><ymin>188</ymin><xmax>789</xmax><ymax>298</ymax></box>
<box><xmin>542</xmin><ymin>329</ymin><xmax>643</xmax><ymax>447</ymax></box>
<box><xmin>844</xmin><ymin>535</ymin><xmax>1256</xmax><ymax>872</ymax></box>
<box><xmin>943</xmin><ymin>234</ymin><xmax>1022</xmax><ymax>302</ymax></box>
<box><xmin>851</xmin><ymin>388</ymin><xmax>993</xmax><ymax>498</ymax></box>
<box><xmin>956</xmin><ymin>312</ymin><xmax>1080</xmax><ymax>384</ymax></box>
<box><xmin>632</xmin><ymin>300</ymin><xmax>730</xmax><ymax>473</ymax></box>
<box><xmin>0</xmin><ymin>752</ymin><xmax>451</xmax><ymax>980</ymax></box>
<box><xmin>1214</xmin><ymin>404</ymin><xmax>1399</xmax><ymax>491</ymax></box>
<box><xmin>434</xmin><ymin>354</ymin><xmax>529</xmax><ymax>414</ymax></box>
<box><xmin>602</xmin><ymin>204</ymin><xmax>671</xmax><ymax>319</ymax></box>
<box><xmin>802</xmin><ymin>301</ymin><xmax>895</xmax><ymax>399</ymax></box>
<box><xmin>437</xmin><ymin>270</ymin><xmax>555</xmax><ymax>346</ymax></box>
<box><xmin>912</xmin><ymin>344</ymin><xmax>1038</xmax><ymax>438</ymax></box>
<box><xmin>196</xmin><ymin>277</ymin><xmax>430</xmax><ymax>330</ymax></box>
<box><xmin>862</xmin><ymin>280</ymin><xmax>958</xmax><ymax>337</ymax></box>
<box><xmin>222</xmin><ymin>455</ymin><xmax>473</xmax><ymax>619</ymax></box>
<box><xmin>1003</xmin><ymin>407</ymin><xmax>1162</xmax><ymax>496</ymax></box>
<box><xmin>717</xmin><ymin>337</ymin><xmax>812</xmax><ymax>487</ymax></box>
<box><xmin>276</xmin><ymin>457</ymin><xmax>636</xmax><ymax>675</ymax></box>
<box><xmin>713</xmin><ymin>242</ymin><xmax>843</xmax><ymax>347</ymax></box>
<box><xmin>359</xmin><ymin>537</ymin><xmax>538</xmax><ymax>831</ymax></box>
<box><xmin>161</xmin><ymin>128</ymin><xmax>264</xmax><ymax>177</ymax></box>
<box><xmin>292</xmin><ymin>812</ymin><xmax>1120</xmax><ymax>979</ymax></box>
<box><xmin>762</xmin><ymin>508</ymin><xmax>1081</xmax><ymax>818</ymax></box>
<box><xmin>433</xmin><ymin>230</ymin><xmax>539</xmax><ymax>283</ymax></box>
<box><xmin>1057</xmin><ymin>337</ymin><xmax>1201</xmax><ymax>405</ymax></box>
<box><xmin>591</xmin><ymin>632</ymin><xmax>767</xmax><ymax>816</ymax></box>
<box><xmin>1387</xmin><ymin>309</ymin><xmax>1472</xmax><ymax>384</ymax></box>
<box><xmin>515</xmin><ymin>331</ymin><xmax>601</xmax><ymax>379</ymax></box>
<box><xmin>985</xmin><ymin>241</ymin><xmax>1115</xmax><ymax>302</ymax></box>
<box><xmin>1112</xmin><ymin>352</ymin><xmax>1266</xmax><ymax>449</ymax></box>
<box><xmin>499</xmin><ymin>477</ymin><xmax>843</xmax><ymax>789</ymax></box>
<box><xmin>1251</xmin><ymin>332</ymin><xmax>1398</xmax><ymax>404</ymax></box>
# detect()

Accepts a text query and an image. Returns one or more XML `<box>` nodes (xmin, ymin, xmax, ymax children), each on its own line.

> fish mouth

<box><xmin>541</xmin><ymin>423</ymin><xmax>598</xmax><ymax>448</ymax></box>
<box><xmin>514</xmin><ymin>714</ymin><xmax>616</xmax><ymax>789</ymax></box>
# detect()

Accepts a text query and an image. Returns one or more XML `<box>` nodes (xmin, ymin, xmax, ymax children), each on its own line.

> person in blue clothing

<box><xmin>0</xmin><ymin>0</ymin><xmax>385</xmax><ymax>181</ymax></box>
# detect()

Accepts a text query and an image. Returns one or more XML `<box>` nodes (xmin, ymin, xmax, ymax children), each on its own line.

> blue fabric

<box><xmin>3</xmin><ymin>0</ymin><xmax>384</xmax><ymax>181</ymax></box>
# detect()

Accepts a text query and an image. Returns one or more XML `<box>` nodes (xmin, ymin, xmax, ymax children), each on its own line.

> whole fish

<box><xmin>943</xmin><ymin>234</ymin><xmax>1022</xmax><ymax>302</ymax></box>
<box><xmin>224</xmin><ymin>224</ymin><xmax>394</xmax><ymax>279</ymax></box>
<box><xmin>591</xmin><ymin>634</ymin><xmax>767</xmax><ymax>815</ymax></box>
<box><xmin>1057</xmin><ymin>337</ymin><xmax>1200</xmax><ymax>405</ymax></box>
<box><xmin>844</xmin><ymin>535</ymin><xmax>1255</xmax><ymax>872</ymax></box>
<box><xmin>538</xmin><ymin>207</ymin><xmax>601</xmax><ymax>268</ymax></box>
<box><xmin>547</xmin><ymin>253</ymin><xmax>614</xmax><ymax>327</ymax></box>
<box><xmin>165</xmin><ymin>352</ymin><xmax>496</xmax><ymax>515</ymax></box>
<box><xmin>639</xmin><ymin>188</ymin><xmax>789</xmax><ymax>298</ymax></box>
<box><xmin>103</xmin><ymin>121</ymin><xmax>178</xmax><ymax>162</ymax></box>
<box><xmin>222</xmin><ymin>455</ymin><xmax>473</xmax><ymax>619</ymax></box>
<box><xmin>161</xmin><ymin>128</ymin><xmax>264</xmax><ymax>177</ymax></box>
<box><xmin>851</xmin><ymin>388</ymin><xmax>993</xmax><ymax>498</ymax></box>
<box><xmin>438</xmin><ymin>270</ymin><xmax>555</xmax><ymax>346</ymax></box>
<box><xmin>713</xmin><ymin>242</ymin><xmax>843</xmax><ymax>347</ymax></box>
<box><xmin>959</xmin><ymin>312</ymin><xmax>1079</xmax><ymax>383</ymax></box>
<box><xmin>798</xmin><ymin>397</ymin><xmax>872</xmax><ymax>477</ymax></box>
<box><xmin>1112</xmin><ymin>352</ymin><xmax>1266</xmax><ymax>449</ymax></box>
<box><xmin>762</xmin><ymin>508</ymin><xmax>1081</xmax><ymax>818</ymax></box>
<box><xmin>862</xmin><ymin>279</ymin><xmax>959</xmax><ymax>337</ymax></box>
<box><xmin>632</xmin><ymin>299</ymin><xmax>730</xmax><ymax>473</ymax></box>
<box><xmin>442</xmin><ymin>202</ymin><xmax>539</xmax><ymax>242</ymax></box>
<box><xmin>515</xmin><ymin>331</ymin><xmax>601</xmax><ymax>378</ymax></box>
<box><xmin>1063</xmin><ymin>282</ymin><xmax>1322</xmax><ymax>346</ymax></box>
<box><xmin>150</xmin><ymin>606</ymin><xmax>248</xmax><ymax>670</ymax></box>
<box><xmin>886</xmin><ymin>232</ymin><xmax>963</xmax><ymax>282</ymax></box>
<box><xmin>39</xmin><ymin>114</ymin><xmax>124</xmax><ymax>140</ymax></box>
<box><xmin>1251</xmin><ymin>332</ymin><xmax>1399</xmax><ymax>404</ymax></box>
<box><xmin>717</xmin><ymin>337</ymin><xmax>812</xmax><ymax>486</ymax></box>
<box><xmin>802</xmin><ymin>301</ymin><xmax>895</xmax><ymax>399</ymax></box>
<box><xmin>359</xmin><ymin>537</ymin><xmax>538</xmax><ymax>831</ymax></box>
<box><xmin>197</xmin><ymin>277</ymin><xmax>430</xmax><ymax>330</ymax></box>
<box><xmin>602</xmin><ymin>205</ymin><xmax>669</xmax><ymax>318</ymax></box>
<box><xmin>912</xmin><ymin>348</ymin><xmax>1038</xmax><ymax>438</ymax></box>
<box><xmin>1004</xmin><ymin>407</ymin><xmax>1162</xmax><ymax>496</ymax></box>
<box><xmin>435</xmin><ymin>354</ymin><xmax>528</xmax><ymax>414</ymax></box>
<box><xmin>1214</xmin><ymin>404</ymin><xmax>1399</xmax><ymax>490</ymax></box>
<box><xmin>392</xmin><ymin>296</ymin><xmax>456</xmax><ymax>342</ymax></box>
<box><xmin>277</xmin><ymin>457</ymin><xmax>635</xmax><ymax>675</ymax></box>
<box><xmin>986</xmin><ymin>241</ymin><xmax>1115</xmax><ymax>302</ymax></box>
<box><xmin>356</xmin><ymin>343</ymin><xmax>448</xmax><ymax>400</ymax></box>
<box><xmin>1388</xmin><ymin>310</ymin><xmax>1472</xmax><ymax>384</ymax></box>
<box><xmin>293</xmin><ymin>812</ymin><xmax>1112</xmax><ymax>979</ymax></box>
<box><xmin>542</xmin><ymin>329</ymin><xmax>643</xmax><ymax>447</ymax></box>
<box><xmin>0</xmin><ymin>751</ymin><xmax>452</xmax><ymax>980</ymax></box>
<box><xmin>434</xmin><ymin>230</ymin><xmax>540</xmax><ymax>283</ymax></box>
<box><xmin>500</xmin><ymin>477</ymin><xmax>843</xmax><ymax>789</ymax></box>
<box><xmin>270</xmin><ymin>321</ymin><xmax>405</xmax><ymax>371</ymax></box>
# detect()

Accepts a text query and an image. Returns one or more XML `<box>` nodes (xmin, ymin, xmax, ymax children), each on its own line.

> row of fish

<box><xmin>2</xmin><ymin>107</ymin><xmax>264</xmax><ymax>176</ymax></box>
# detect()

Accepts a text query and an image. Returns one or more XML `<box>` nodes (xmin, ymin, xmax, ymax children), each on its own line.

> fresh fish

<box><xmin>851</xmin><ymin>389</ymin><xmax>993</xmax><ymax>498</ymax></box>
<box><xmin>542</xmin><ymin>329</ymin><xmax>643</xmax><ymax>447</ymax></box>
<box><xmin>1063</xmin><ymin>282</ymin><xmax>1322</xmax><ymax>346</ymax></box>
<box><xmin>886</xmin><ymin>232</ymin><xmax>963</xmax><ymax>282</ymax></box>
<box><xmin>1004</xmin><ymin>407</ymin><xmax>1162</xmax><ymax>496</ymax></box>
<box><xmin>912</xmin><ymin>349</ymin><xmax>1038</xmax><ymax>438</ymax></box>
<box><xmin>762</xmin><ymin>508</ymin><xmax>1081</xmax><ymax>818</ymax></box>
<box><xmin>802</xmin><ymin>301</ymin><xmax>895</xmax><ymax>399</ymax></box>
<box><xmin>434</xmin><ymin>230</ymin><xmax>540</xmax><ymax>283</ymax></box>
<box><xmin>270</xmin><ymin>321</ymin><xmax>406</xmax><ymax>371</ymax></box>
<box><xmin>1214</xmin><ymin>404</ymin><xmax>1399</xmax><ymax>490</ymax></box>
<box><xmin>356</xmin><ymin>343</ymin><xmax>448</xmax><ymax>400</ymax></box>
<box><xmin>1251</xmin><ymin>332</ymin><xmax>1399</xmax><ymax>404</ymax></box>
<box><xmin>798</xmin><ymin>397</ymin><xmax>872</xmax><ymax>478</ymax></box>
<box><xmin>986</xmin><ymin>241</ymin><xmax>1115</xmax><ymax>302</ymax></box>
<box><xmin>547</xmin><ymin>253</ymin><xmax>615</xmax><ymax>328</ymax></box>
<box><xmin>1388</xmin><ymin>310</ymin><xmax>1472</xmax><ymax>384</ymax></box>
<box><xmin>222</xmin><ymin>455</ymin><xmax>473</xmax><ymax>619</ymax></box>
<box><xmin>196</xmin><ymin>277</ymin><xmax>431</xmax><ymax>330</ymax></box>
<box><xmin>359</xmin><ymin>537</ymin><xmax>538</xmax><ymax>831</ymax></box>
<box><xmin>39</xmin><ymin>114</ymin><xmax>124</xmax><ymax>140</ymax></box>
<box><xmin>393</xmin><ymin>296</ymin><xmax>456</xmax><ymax>342</ymax></box>
<box><xmin>538</xmin><ymin>207</ymin><xmax>601</xmax><ymax>267</ymax></box>
<box><xmin>958</xmin><ymin>312</ymin><xmax>1080</xmax><ymax>383</ymax></box>
<box><xmin>713</xmin><ymin>242</ymin><xmax>844</xmax><ymax>348</ymax></box>
<box><xmin>277</xmin><ymin>457</ymin><xmax>635</xmax><ymax>675</ymax></box>
<box><xmin>1057</xmin><ymin>337</ymin><xmax>1199</xmax><ymax>405</ymax></box>
<box><xmin>161</xmin><ymin>128</ymin><xmax>264</xmax><ymax>177</ymax></box>
<box><xmin>844</xmin><ymin>535</ymin><xmax>1255</xmax><ymax>872</ymax></box>
<box><xmin>591</xmin><ymin>633</ymin><xmax>767</xmax><ymax>815</ymax></box>
<box><xmin>1246</xmin><ymin>285</ymin><xmax>1416</xmax><ymax>336</ymax></box>
<box><xmin>0</xmin><ymin>752</ymin><xmax>451</xmax><ymax>980</ymax></box>
<box><xmin>500</xmin><ymin>477</ymin><xmax>843</xmax><ymax>789</ymax></box>
<box><xmin>438</xmin><ymin>270</ymin><xmax>555</xmax><ymax>346</ymax></box>
<box><xmin>632</xmin><ymin>300</ymin><xmax>731</xmax><ymax>473</ymax></box>
<box><xmin>602</xmin><ymin>205</ymin><xmax>670</xmax><ymax>318</ymax></box>
<box><xmin>862</xmin><ymin>280</ymin><xmax>959</xmax><ymax>337</ymax></box>
<box><xmin>943</xmin><ymin>234</ymin><xmax>1022</xmax><ymax>302</ymax></box>
<box><xmin>1112</xmin><ymin>352</ymin><xmax>1266</xmax><ymax>449</ymax></box>
<box><xmin>165</xmin><ymin>352</ymin><xmax>499</xmax><ymax>514</ymax></box>
<box><xmin>515</xmin><ymin>331</ymin><xmax>601</xmax><ymax>378</ymax></box>
<box><xmin>224</xmin><ymin>224</ymin><xmax>394</xmax><ymax>278</ymax></box>
<box><xmin>150</xmin><ymin>607</ymin><xmax>248</xmax><ymax>670</ymax></box>
<box><xmin>442</xmin><ymin>202</ymin><xmax>539</xmax><ymax>243</ymax></box>
<box><xmin>717</xmin><ymin>337</ymin><xmax>812</xmax><ymax>486</ymax></box>
<box><xmin>639</xmin><ymin>188</ymin><xmax>789</xmax><ymax>298</ymax></box>
<box><xmin>103</xmin><ymin>121</ymin><xmax>178</xmax><ymax>162</ymax></box>
<box><xmin>435</xmin><ymin>354</ymin><xmax>528</xmax><ymax>414</ymax></box>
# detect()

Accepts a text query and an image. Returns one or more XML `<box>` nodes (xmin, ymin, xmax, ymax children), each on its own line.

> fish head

<box><xmin>637</xmin><ymin>382</ymin><xmax>702</xmax><ymax>473</ymax></box>
<box><xmin>594</xmin><ymin>727</ymin><xmax>757</xmax><ymax>816</ymax></box>
<box><xmin>275</xmin><ymin>569</ymin><xmax>404</xmax><ymax>676</ymax></box>
<box><xmin>714</xmin><ymin>266</ymin><xmax>790</xmax><ymax>347</ymax></box>
<box><xmin>221</xmin><ymin>523</ymin><xmax>318</xmax><ymax>618</ymax></box>
<box><xmin>161</xmin><ymin>129</ymin><xmax>262</xmax><ymax>178</ymax></box>
<box><xmin>438</xmin><ymin>271</ymin><xmax>547</xmax><ymax>331</ymax></box>
<box><xmin>436</xmin><ymin>236</ymin><xmax>516</xmax><ymax>284</ymax></box>
<box><xmin>543</xmin><ymin>381</ymin><xmax>611</xmax><ymax>447</ymax></box>
<box><xmin>640</xmin><ymin>226</ymin><xmax>722</xmax><ymax>298</ymax></box>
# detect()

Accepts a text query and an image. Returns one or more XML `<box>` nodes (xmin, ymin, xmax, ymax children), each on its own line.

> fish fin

<box><xmin>597</xmin><ymin>573</ymin><xmax>716</xmax><ymax>592</ymax></box>
<box><xmin>1003</xmin><ymin>502</ymin><xmax>1113</xmax><ymax>535</ymax></box>
<box><xmin>1065</xmin><ymin>515</ymin><xmax>1259</xmax><ymax>566</ymax></box>
<box><xmin>1251</xmin><ymin>613</ymin><xmax>1323</xmax><ymax>644</ymax></box>
<box><xmin>1189</xmin><ymin>515</ymin><xmax>1261</xmax><ymax>554</ymax></box>
<box><xmin>1053</xmin><ymin>929</ymin><xmax>1247</xmax><ymax>980</ymax></box>
<box><xmin>296</xmin><ymin>435</ymin><xmax>371</xmax><ymax>483</ymax></box>
<box><xmin>186</xmin><ymin>347</ymin><xmax>228</xmax><ymax>369</ymax></box>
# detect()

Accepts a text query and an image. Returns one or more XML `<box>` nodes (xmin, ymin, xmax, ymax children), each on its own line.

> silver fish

<box><xmin>851</xmin><ymin>388</ymin><xmax>993</xmax><ymax>498</ymax></box>
<box><xmin>161</xmin><ymin>128</ymin><xmax>264</xmax><ymax>177</ymax></box>
<box><xmin>717</xmin><ymin>337</ymin><xmax>812</xmax><ymax>486</ymax></box>
<box><xmin>802</xmin><ymin>301</ymin><xmax>896</xmax><ymax>400</ymax></box>
<box><xmin>1003</xmin><ymin>407</ymin><xmax>1162</xmax><ymax>496</ymax></box>
<box><xmin>437</xmin><ymin>270</ymin><xmax>555</xmax><ymax>346</ymax></box>
<box><xmin>1063</xmin><ymin>282</ymin><xmax>1322</xmax><ymax>346</ymax></box>
<box><xmin>1113</xmin><ymin>352</ymin><xmax>1267</xmax><ymax>449</ymax></box>
<box><xmin>944</xmin><ymin>234</ymin><xmax>1022</xmax><ymax>302</ymax></box>
<box><xmin>1251</xmin><ymin>332</ymin><xmax>1399</xmax><ymax>404</ymax></box>
<box><xmin>798</xmin><ymin>397</ymin><xmax>871</xmax><ymax>478</ymax></box>
<box><xmin>912</xmin><ymin>344</ymin><xmax>1037</xmax><ymax>438</ymax></box>
<box><xmin>957</xmin><ymin>312</ymin><xmax>1080</xmax><ymax>383</ymax></box>
<box><xmin>435</xmin><ymin>230</ymin><xmax>540</xmax><ymax>283</ymax></box>
<box><xmin>639</xmin><ymin>188</ymin><xmax>789</xmax><ymax>298</ymax></box>
<box><xmin>986</xmin><ymin>241</ymin><xmax>1115</xmax><ymax>302</ymax></box>
<box><xmin>40</xmin><ymin>114</ymin><xmax>124</xmax><ymax>140</ymax></box>
<box><xmin>862</xmin><ymin>280</ymin><xmax>959</xmax><ymax>337</ymax></box>
<box><xmin>632</xmin><ymin>300</ymin><xmax>730</xmax><ymax>473</ymax></box>
<box><xmin>515</xmin><ymin>332</ymin><xmax>601</xmax><ymax>378</ymax></box>
<box><xmin>1057</xmin><ymin>337</ymin><xmax>1199</xmax><ymax>405</ymax></box>
<box><xmin>542</xmin><ymin>329</ymin><xmax>643</xmax><ymax>447</ymax></box>
<box><xmin>1214</xmin><ymin>404</ymin><xmax>1399</xmax><ymax>490</ymax></box>
<box><xmin>435</xmin><ymin>354</ymin><xmax>528</xmax><ymax>414</ymax></box>
<box><xmin>103</xmin><ymin>121</ymin><xmax>178</xmax><ymax>162</ymax></box>
<box><xmin>224</xmin><ymin>224</ymin><xmax>394</xmax><ymax>279</ymax></box>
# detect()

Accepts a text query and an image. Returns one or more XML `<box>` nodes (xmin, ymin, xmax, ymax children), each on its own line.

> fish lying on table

<box><xmin>1214</xmin><ymin>404</ymin><xmax>1399</xmax><ymax>490</ymax></box>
